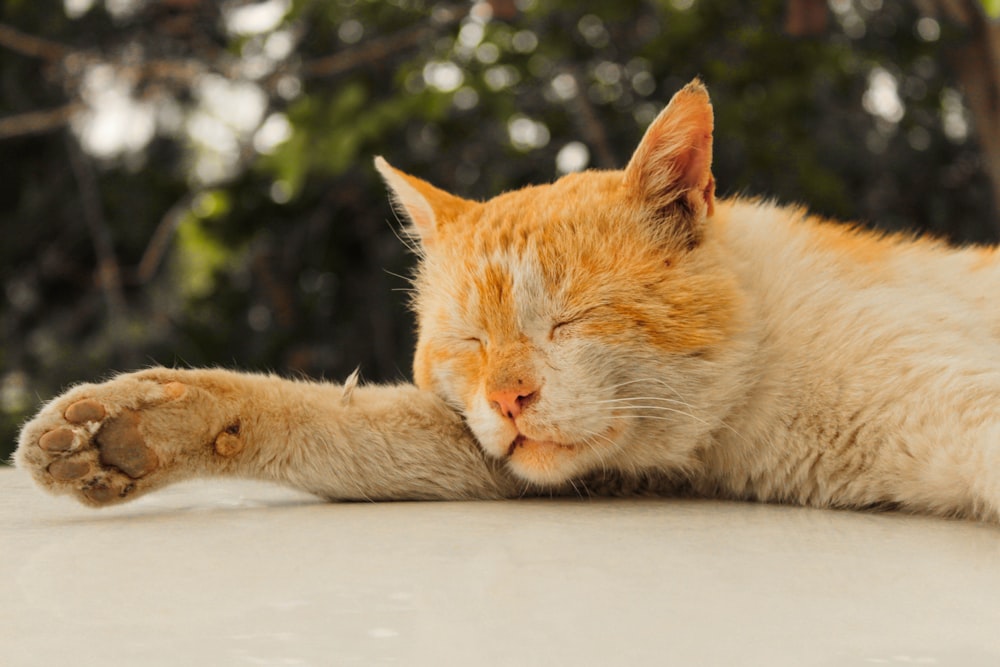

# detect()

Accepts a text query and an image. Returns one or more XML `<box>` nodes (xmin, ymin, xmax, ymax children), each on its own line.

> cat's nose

<box><xmin>487</xmin><ymin>387</ymin><xmax>538</xmax><ymax>420</ymax></box>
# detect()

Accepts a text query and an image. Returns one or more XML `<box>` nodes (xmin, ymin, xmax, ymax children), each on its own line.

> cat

<box><xmin>15</xmin><ymin>79</ymin><xmax>1000</xmax><ymax>521</ymax></box>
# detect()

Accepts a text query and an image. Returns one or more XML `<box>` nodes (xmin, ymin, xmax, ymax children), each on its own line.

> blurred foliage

<box><xmin>0</xmin><ymin>0</ymin><xmax>997</xmax><ymax>463</ymax></box>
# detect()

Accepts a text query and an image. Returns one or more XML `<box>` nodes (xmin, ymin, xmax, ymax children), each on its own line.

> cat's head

<box><xmin>376</xmin><ymin>80</ymin><xmax>745</xmax><ymax>486</ymax></box>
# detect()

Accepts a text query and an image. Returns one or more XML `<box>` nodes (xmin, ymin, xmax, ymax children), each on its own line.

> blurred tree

<box><xmin>918</xmin><ymin>0</ymin><xmax>1000</xmax><ymax>216</ymax></box>
<box><xmin>0</xmin><ymin>0</ymin><xmax>997</xmax><ymax>463</ymax></box>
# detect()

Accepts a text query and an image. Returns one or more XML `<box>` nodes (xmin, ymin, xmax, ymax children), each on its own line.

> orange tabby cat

<box><xmin>16</xmin><ymin>80</ymin><xmax>1000</xmax><ymax>520</ymax></box>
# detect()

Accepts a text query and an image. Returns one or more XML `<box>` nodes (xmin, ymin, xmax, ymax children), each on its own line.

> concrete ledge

<box><xmin>3</xmin><ymin>467</ymin><xmax>1000</xmax><ymax>666</ymax></box>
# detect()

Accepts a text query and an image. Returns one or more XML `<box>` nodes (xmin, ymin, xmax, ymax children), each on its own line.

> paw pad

<box><xmin>214</xmin><ymin>421</ymin><xmax>243</xmax><ymax>457</ymax></box>
<box><xmin>83</xmin><ymin>483</ymin><xmax>118</xmax><ymax>504</ymax></box>
<box><xmin>21</xmin><ymin>374</ymin><xmax>205</xmax><ymax>507</ymax></box>
<box><xmin>162</xmin><ymin>382</ymin><xmax>187</xmax><ymax>400</ymax></box>
<box><xmin>39</xmin><ymin>428</ymin><xmax>75</xmax><ymax>453</ymax></box>
<box><xmin>95</xmin><ymin>410</ymin><xmax>159</xmax><ymax>479</ymax></box>
<box><xmin>48</xmin><ymin>459</ymin><xmax>91</xmax><ymax>481</ymax></box>
<box><xmin>65</xmin><ymin>399</ymin><xmax>106</xmax><ymax>424</ymax></box>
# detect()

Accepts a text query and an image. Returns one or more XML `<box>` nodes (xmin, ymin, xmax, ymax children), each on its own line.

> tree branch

<box><xmin>931</xmin><ymin>0</ymin><xmax>1000</xmax><ymax>232</ymax></box>
<box><xmin>132</xmin><ymin>193</ymin><xmax>195</xmax><ymax>284</ymax></box>
<box><xmin>0</xmin><ymin>104</ymin><xmax>84</xmax><ymax>140</ymax></box>
<box><xmin>299</xmin><ymin>7</ymin><xmax>467</xmax><ymax>79</ymax></box>
<box><xmin>566</xmin><ymin>66</ymin><xmax>618</xmax><ymax>169</ymax></box>
<box><xmin>0</xmin><ymin>22</ymin><xmax>70</xmax><ymax>61</ymax></box>
<box><xmin>65</xmin><ymin>134</ymin><xmax>128</xmax><ymax>323</ymax></box>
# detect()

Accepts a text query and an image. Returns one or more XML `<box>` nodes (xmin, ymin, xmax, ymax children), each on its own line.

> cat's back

<box><xmin>697</xmin><ymin>200</ymin><xmax>1000</xmax><ymax>509</ymax></box>
<box><xmin>716</xmin><ymin>198</ymin><xmax>1000</xmax><ymax>349</ymax></box>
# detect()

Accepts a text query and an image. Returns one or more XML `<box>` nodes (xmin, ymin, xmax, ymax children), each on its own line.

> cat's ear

<box><xmin>374</xmin><ymin>157</ymin><xmax>473</xmax><ymax>248</ymax></box>
<box><xmin>623</xmin><ymin>79</ymin><xmax>716</xmax><ymax>246</ymax></box>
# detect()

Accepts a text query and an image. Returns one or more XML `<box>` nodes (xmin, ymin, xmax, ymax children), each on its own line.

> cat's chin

<box><xmin>504</xmin><ymin>435</ymin><xmax>580</xmax><ymax>486</ymax></box>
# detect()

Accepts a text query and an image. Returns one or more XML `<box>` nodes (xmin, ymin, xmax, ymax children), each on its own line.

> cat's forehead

<box><xmin>456</xmin><ymin>170</ymin><xmax>627</xmax><ymax>251</ymax></box>
<box><xmin>419</xmin><ymin>169</ymin><xmax>645</xmax><ymax>328</ymax></box>
<box><xmin>485</xmin><ymin>170</ymin><xmax>622</xmax><ymax>216</ymax></box>
<box><xmin>462</xmin><ymin>246</ymin><xmax>559</xmax><ymax>337</ymax></box>
<box><xmin>435</xmin><ymin>170</ymin><xmax>631</xmax><ymax>272</ymax></box>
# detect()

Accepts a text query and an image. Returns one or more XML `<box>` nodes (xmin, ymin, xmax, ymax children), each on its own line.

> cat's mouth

<box><xmin>505</xmin><ymin>434</ymin><xmax>575</xmax><ymax>458</ymax></box>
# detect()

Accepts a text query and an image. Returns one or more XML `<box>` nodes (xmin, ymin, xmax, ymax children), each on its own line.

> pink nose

<box><xmin>487</xmin><ymin>388</ymin><xmax>538</xmax><ymax>420</ymax></box>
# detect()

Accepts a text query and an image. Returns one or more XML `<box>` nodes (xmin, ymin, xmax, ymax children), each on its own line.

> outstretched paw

<box><xmin>16</xmin><ymin>371</ymin><xmax>241</xmax><ymax>507</ymax></box>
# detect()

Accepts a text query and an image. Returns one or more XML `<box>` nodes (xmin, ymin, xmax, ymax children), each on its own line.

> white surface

<box><xmin>2</xmin><ymin>467</ymin><xmax>999</xmax><ymax>666</ymax></box>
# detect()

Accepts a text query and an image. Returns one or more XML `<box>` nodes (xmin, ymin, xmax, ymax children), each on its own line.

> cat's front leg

<box><xmin>15</xmin><ymin>367</ymin><xmax>521</xmax><ymax>507</ymax></box>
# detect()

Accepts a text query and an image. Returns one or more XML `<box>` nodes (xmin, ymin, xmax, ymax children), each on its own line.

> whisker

<box><xmin>583</xmin><ymin>388</ymin><xmax>750</xmax><ymax>445</ymax></box>
<box><xmin>573</xmin><ymin>403</ymin><xmax>714</xmax><ymax>428</ymax></box>
<box><xmin>588</xmin><ymin>396</ymin><xmax>691</xmax><ymax>406</ymax></box>
<box><xmin>384</xmin><ymin>212</ymin><xmax>424</xmax><ymax>257</ymax></box>
<box><xmin>382</xmin><ymin>268</ymin><xmax>415</xmax><ymax>284</ymax></box>
<box><xmin>603</xmin><ymin>376</ymin><xmax>689</xmax><ymax>399</ymax></box>
<box><xmin>568</xmin><ymin>478</ymin><xmax>587</xmax><ymax>500</ymax></box>
<box><xmin>585</xmin><ymin>403</ymin><xmax>699</xmax><ymax>412</ymax></box>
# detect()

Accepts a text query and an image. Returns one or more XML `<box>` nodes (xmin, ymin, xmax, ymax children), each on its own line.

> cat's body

<box><xmin>16</xmin><ymin>81</ymin><xmax>1000</xmax><ymax>521</ymax></box>
<box><xmin>683</xmin><ymin>198</ymin><xmax>1000</xmax><ymax>516</ymax></box>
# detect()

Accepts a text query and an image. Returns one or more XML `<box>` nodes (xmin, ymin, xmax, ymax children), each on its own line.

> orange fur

<box><xmin>20</xmin><ymin>79</ymin><xmax>1000</xmax><ymax>523</ymax></box>
<box><xmin>378</xmin><ymin>81</ymin><xmax>752</xmax><ymax>485</ymax></box>
<box><xmin>378</xmin><ymin>80</ymin><xmax>1000</xmax><ymax>519</ymax></box>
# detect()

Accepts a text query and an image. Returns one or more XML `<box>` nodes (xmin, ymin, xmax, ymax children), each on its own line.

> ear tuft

<box><xmin>374</xmin><ymin>157</ymin><xmax>473</xmax><ymax>248</ymax></box>
<box><xmin>374</xmin><ymin>156</ymin><xmax>437</xmax><ymax>243</ymax></box>
<box><xmin>624</xmin><ymin>78</ymin><xmax>716</xmax><ymax>243</ymax></box>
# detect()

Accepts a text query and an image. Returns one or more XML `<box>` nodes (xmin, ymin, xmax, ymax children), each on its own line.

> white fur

<box><xmin>687</xmin><ymin>200</ymin><xmax>1000</xmax><ymax>519</ymax></box>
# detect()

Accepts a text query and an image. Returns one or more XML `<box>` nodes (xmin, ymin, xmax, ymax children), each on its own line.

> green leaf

<box><xmin>982</xmin><ymin>0</ymin><xmax>1000</xmax><ymax>19</ymax></box>
<box><xmin>174</xmin><ymin>215</ymin><xmax>233</xmax><ymax>299</ymax></box>
<box><xmin>191</xmin><ymin>190</ymin><xmax>231</xmax><ymax>219</ymax></box>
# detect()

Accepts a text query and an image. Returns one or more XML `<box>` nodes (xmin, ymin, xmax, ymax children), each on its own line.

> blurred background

<box><xmin>1</xmin><ymin>0</ymin><xmax>998</xmax><ymax>463</ymax></box>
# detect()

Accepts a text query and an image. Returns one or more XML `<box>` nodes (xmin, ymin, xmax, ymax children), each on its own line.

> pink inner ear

<box><xmin>677</xmin><ymin>131</ymin><xmax>713</xmax><ymax>193</ymax></box>
<box><xmin>625</xmin><ymin>81</ymin><xmax>715</xmax><ymax>214</ymax></box>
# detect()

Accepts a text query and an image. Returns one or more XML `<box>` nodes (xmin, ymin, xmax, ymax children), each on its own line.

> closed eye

<box><xmin>549</xmin><ymin>319</ymin><xmax>579</xmax><ymax>340</ymax></box>
<box><xmin>550</xmin><ymin>306</ymin><xmax>603</xmax><ymax>340</ymax></box>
